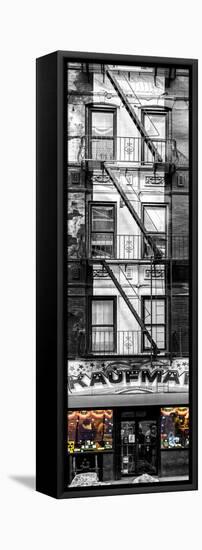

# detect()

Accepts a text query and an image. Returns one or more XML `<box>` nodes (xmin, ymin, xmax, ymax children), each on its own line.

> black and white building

<box><xmin>67</xmin><ymin>62</ymin><xmax>189</xmax><ymax>488</ymax></box>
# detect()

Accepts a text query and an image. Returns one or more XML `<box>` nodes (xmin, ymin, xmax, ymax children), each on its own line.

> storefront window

<box><xmin>160</xmin><ymin>407</ymin><xmax>189</xmax><ymax>449</ymax></box>
<box><xmin>67</xmin><ymin>410</ymin><xmax>113</xmax><ymax>453</ymax></box>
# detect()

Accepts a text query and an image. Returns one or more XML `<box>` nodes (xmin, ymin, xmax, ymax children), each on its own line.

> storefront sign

<box><xmin>68</xmin><ymin>359</ymin><xmax>189</xmax><ymax>396</ymax></box>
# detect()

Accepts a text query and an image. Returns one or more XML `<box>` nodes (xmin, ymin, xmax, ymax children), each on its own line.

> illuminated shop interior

<box><xmin>67</xmin><ymin>407</ymin><xmax>189</xmax><ymax>487</ymax></box>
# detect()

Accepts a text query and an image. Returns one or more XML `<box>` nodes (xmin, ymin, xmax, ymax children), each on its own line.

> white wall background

<box><xmin>0</xmin><ymin>1</ymin><xmax>201</xmax><ymax>549</ymax></box>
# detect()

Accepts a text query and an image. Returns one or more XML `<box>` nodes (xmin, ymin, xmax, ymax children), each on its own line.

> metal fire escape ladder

<box><xmin>105</xmin><ymin>66</ymin><xmax>162</xmax><ymax>163</ymax></box>
<box><xmin>104</xmin><ymin>164</ymin><xmax>162</xmax><ymax>259</ymax></box>
<box><xmin>101</xmin><ymin>260</ymin><xmax>159</xmax><ymax>355</ymax></box>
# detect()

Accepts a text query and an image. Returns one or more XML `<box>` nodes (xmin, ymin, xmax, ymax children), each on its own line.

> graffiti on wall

<box><xmin>68</xmin><ymin>193</ymin><xmax>85</xmax><ymax>258</ymax></box>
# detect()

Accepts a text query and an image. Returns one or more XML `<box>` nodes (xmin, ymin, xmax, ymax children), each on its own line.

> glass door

<box><xmin>120</xmin><ymin>419</ymin><xmax>158</xmax><ymax>476</ymax></box>
<box><xmin>136</xmin><ymin>420</ymin><xmax>157</xmax><ymax>475</ymax></box>
<box><xmin>121</xmin><ymin>421</ymin><xmax>136</xmax><ymax>475</ymax></box>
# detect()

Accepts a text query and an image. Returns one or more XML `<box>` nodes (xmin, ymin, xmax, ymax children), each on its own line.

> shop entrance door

<box><xmin>121</xmin><ymin>419</ymin><xmax>157</xmax><ymax>477</ymax></box>
<box><xmin>136</xmin><ymin>420</ymin><xmax>157</xmax><ymax>475</ymax></box>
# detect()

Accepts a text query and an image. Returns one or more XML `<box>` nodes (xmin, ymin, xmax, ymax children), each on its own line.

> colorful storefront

<box><xmin>67</xmin><ymin>406</ymin><xmax>189</xmax><ymax>486</ymax></box>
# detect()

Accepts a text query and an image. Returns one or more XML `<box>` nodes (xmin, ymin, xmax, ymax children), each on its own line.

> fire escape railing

<box><xmin>89</xmin><ymin>234</ymin><xmax>189</xmax><ymax>260</ymax></box>
<box><xmin>104</xmin><ymin>165</ymin><xmax>163</xmax><ymax>260</ymax></box>
<box><xmin>100</xmin><ymin>259</ymin><xmax>159</xmax><ymax>355</ymax></box>
<box><xmin>88</xmin><ymin>328</ymin><xmax>189</xmax><ymax>356</ymax></box>
<box><xmin>68</xmin><ymin>135</ymin><xmax>177</xmax><ymax>164</ymax></box>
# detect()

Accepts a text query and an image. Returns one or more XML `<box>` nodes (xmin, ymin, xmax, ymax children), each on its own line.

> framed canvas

<box><xmin>36</xmin><ymin>51</ymin><xmax>198</xmax><ymax>498</ymax></box>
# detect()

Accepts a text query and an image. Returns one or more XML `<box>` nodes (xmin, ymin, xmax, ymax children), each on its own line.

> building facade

<box><xmin>67</xmin><ymin>62</ymin><xmax>189</xmax><ymax>488</ymax></box>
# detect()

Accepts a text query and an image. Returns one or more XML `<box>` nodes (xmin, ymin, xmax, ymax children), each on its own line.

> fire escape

<box><xmin>73</xmin><ymin>66</ymin><xmax>183</xmax><ymax>358</ymax></box>
<box><xmin>90</xmin><ymin>66</ymin><xmax>173</xmax><ymax>357</ymax></box>
<box><xmin>105</xmin><ymin>66</ymin><xmax>163</xmax><ymax>163</ymax></box>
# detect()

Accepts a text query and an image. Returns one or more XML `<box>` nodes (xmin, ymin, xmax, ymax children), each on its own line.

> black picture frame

<box><xmin>36</xmin><ymin>51</ymin><xmax>198</xmax><ymax>499</ymax></box>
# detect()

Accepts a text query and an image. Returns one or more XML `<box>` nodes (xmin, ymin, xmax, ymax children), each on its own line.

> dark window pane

<box><xmin>143</xmin><ymin>236</ymin><xmax>166</xmax><ymax>258</ymax></box>
<box><xmin>92</xmin><ymin>327</ymin><xmax>114</xmax><ymax>352</ymax></box>
<box><xmin>92</xmin><ymin>206</ymin><xmax>114</xmax><ymax>231</ymax></box>
<box><xmin>91</xmin><ymin>233</ymin><xmax>114</xmax><ymax>258</ymax></box>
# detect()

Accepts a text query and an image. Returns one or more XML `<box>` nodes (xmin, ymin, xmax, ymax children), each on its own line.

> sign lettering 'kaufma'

<box><xmin>68</xmin><ymin>359</ymin><xmax>188</xmax><ymax>395</ymax></box>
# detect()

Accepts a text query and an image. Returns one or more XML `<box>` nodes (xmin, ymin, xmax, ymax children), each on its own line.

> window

<box><xmin>144</xmin><ymin>111</ymin><xmax>167</xmax><ymax>138</ymax></box>
<box><xmin>70</xmin><ymin>171</ymin><xmax>81</xmax><ymax>185</ymax></box>
<box><xmin>143</xmin><ymin>204</ymin><xmax>167</xmax><ymax>258</ymax></box>
<box><xmin>144</xmin><ymin>206</ymin><xmax>166</xmax><ymax>233</ymax></box>
<box><xmin>68</xmin><ymin>410</ymin><xmax>113</xmax><ymax>453</ymax></box>
<box><xmin>89</xmin><ymin>203</ymin><xmax>116</xmax><ymax>258</ymax></box>
<box><xmin>92</xmin><ymin>111</ymin><xmax>114</xmax><ymax>136</ymax></box>
<box><xmin>142</xmin><ymin>297</ymin><xmax>166</xmax><ymax>350</ymax></box>
<box><xmin>87</xmin><ymin>106</ymin><xmax>116</xmax><ymax>161</ymax></box>
<box><xmin>141</xmin><ymin>109</ymin><xmax>169</xmax><ymax>163</ymax></box>
<box><xmin>160</xmin><ymin>407</ymin><xmax>189</xmax><ymax>449</ymax></box>
<box><xmin>89</xmin><ymin>297</ymin><xmax>116</xmax><ymax>353</ymax></box>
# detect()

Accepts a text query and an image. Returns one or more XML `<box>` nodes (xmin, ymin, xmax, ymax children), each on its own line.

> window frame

<box><xmin>88</xmin><ymin>296</ymin><xmax>117</xmax><ymax>354</ymax></box>
<box><xmin>86</xmin><ymin>104</ymin><xmax>117</xmax><ymax>161</ymax></box>
<box><xmin>88</xmin><ymin>201</ymin><xmax>117</xmax><ymax>259</ymax></box>
<box><xmin>67</xmin><ymin>409</ymin><xmax>114</xmax><ymax>454</ymax></box>
<box><xmin>141</xmin><ymin>107</ymin><xmax>171</xmax><ymax>163</ymax></box>
<box><xmin>142</xmin><ymin>202</ymin><xmax>168</xmax><ymax>259</ymax></box>
<box><xmin>142</xmin><ymin>295</ymin><xmax>166</xmax><ymax>352</ymax></box>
